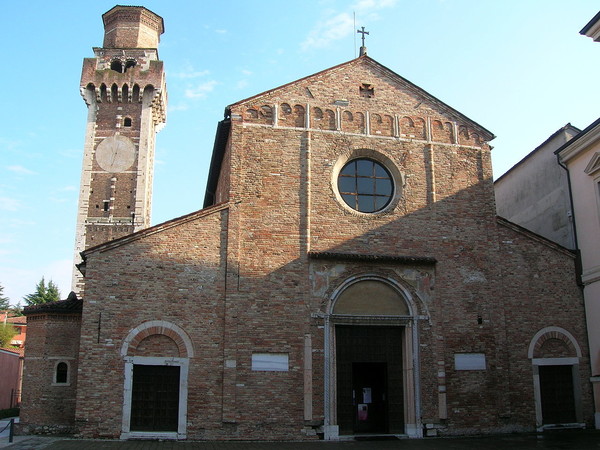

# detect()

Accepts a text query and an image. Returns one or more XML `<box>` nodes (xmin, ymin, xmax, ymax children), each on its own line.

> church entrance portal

<box><xmin>130</xmin><ymin>364</ymin><xmax>180</xmax><ymax>432</ymax></box>
<box><xmin>336</xmin><ymin>325</ymin><xmax>404</xmax><ymax>435</ymax></box>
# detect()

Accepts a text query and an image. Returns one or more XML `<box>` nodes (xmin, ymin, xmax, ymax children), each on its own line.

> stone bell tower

<box><xmin>72</xmin><ymin>6</ymin><xmax>167</xmax><ymax>294</ymax></box>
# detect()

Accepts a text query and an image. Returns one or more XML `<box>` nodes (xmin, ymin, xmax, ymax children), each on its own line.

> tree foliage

<box><xmin>23</xmin><ymin>277</ymin><xmax>61</xmax><ymax>306</ymax></box>
<box><xmin>9</xmin><ymin>302</ymin><xmax>23</xmax><ymax>317</ymax></box>
<box><xmin>0</xmin><ymin>323</ymin><xmax>17</xmax><ymax>347</ymax></box>
<box><xmin>0</xmin><ymin>283</ymin><xmax>9</xmax><ymax>310</ymax></box>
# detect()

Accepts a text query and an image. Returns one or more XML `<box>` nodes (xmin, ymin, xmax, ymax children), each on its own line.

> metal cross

<box><xmin>357</xmin><ymin>27</ymin><xmax>369</xmax><ymax>47</ymax></box>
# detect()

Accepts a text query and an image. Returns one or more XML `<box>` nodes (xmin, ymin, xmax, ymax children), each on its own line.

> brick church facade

<box><xmin>20</xmin><ymin>6</ymin><xmax>594</xmax><ymax>441</ymax></box>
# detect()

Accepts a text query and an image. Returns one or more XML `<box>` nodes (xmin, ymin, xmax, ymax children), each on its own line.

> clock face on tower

<box><xmin>95</xmin><ymin>135</ymin><xmax>136</xmax><ymax>172</ymax></box>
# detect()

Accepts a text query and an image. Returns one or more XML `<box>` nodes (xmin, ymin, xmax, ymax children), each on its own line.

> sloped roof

<box><xmin>496</xmin><ymin>216</ymin><xmax>576</xmax><ymax>258</ymax></box>
<box><xmin>555</xmin><ymin>116</ymin><xmax>600</xmax><ymax>162</ymax></box>
<box><xmin>495</xmin><ymin>123</ymin><xmax>581</xmax><ymax>183</ymax></box>
<box><xmin>7</xmin><ymin>316</ymin><xmax>26</xmax><ymax>325</ymax></box>
<box><xmin>80</xmin><ymin>202</ymin><xmax>229</xmax><ymax>258</ymax></box>
<box><xmin>23</xmin><ymin>292</ymin><xmax>83</xmax><ymax>316</ymax></box>
<box><xmin>580</xmin><ymin>11</ymin><xmax>600</xmax><ymax>40</ymax></box>
<box><xmin>1</xmin><ymin>347</ymin><xmax>24</xmax><ymax>357</ymax></box>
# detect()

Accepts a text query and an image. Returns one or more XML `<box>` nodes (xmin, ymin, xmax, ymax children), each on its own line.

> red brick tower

<box><xmin>72</xmin><ymin>6</ymin><xmax>167</xmax><ymax>294</ymax></box>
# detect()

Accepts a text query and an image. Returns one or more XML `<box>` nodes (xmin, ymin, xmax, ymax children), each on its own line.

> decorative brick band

<box><xmin>120</xmin><ymin>320</ymin><xmax>194</xmax><ymax>358</ymax></box>
<box><xmin>241</xmin><ymin>102</ymin><xmax>486</xmax><ymax>147</ymax></box>
<box><xmin>309</xmin><ymin>251</ymin><xmax>436</xmax><ymax>265</ymax></box>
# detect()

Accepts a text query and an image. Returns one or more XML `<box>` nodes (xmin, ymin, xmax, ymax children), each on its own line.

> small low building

<box><xmin>0</xmin><ymin>347</ymin><xmax>23</xmax><ymax>409</ymax></box>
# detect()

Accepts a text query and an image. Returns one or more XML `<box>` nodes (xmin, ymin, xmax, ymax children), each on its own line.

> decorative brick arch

<box><xmin>120</xmin><ymin>320</ymin><xmax>194</xmax><ymax>358</ymax></box>
<box><xmin>527</xmin><ymin>326</ymin><xmax>584</xmax><ymax>429</ymax></box>
<box><xmin>527</xmin><ymin>326</ymin><xmax>582</xmax><ymax>359</ymax></box>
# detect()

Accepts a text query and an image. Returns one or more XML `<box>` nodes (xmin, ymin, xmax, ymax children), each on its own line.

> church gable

<box><xmin>229</xmin><ymin>56</ymin><xmax>493</xmax><ymax>147</ymax></box>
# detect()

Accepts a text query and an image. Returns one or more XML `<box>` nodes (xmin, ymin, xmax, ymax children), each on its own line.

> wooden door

<box><xmin>130</xmin><ymin>365</ymin><xmax>180</xmax><ymax>432</ymax></box>
<box><xmin>539</xmin><ymin>365</ymin><xmax>576</xmax><ymax>424</ymax></box>
<box><xmin>336</xmin><ymin>326</ymin><xmax>403</xmax><ymax>434</ymax></box>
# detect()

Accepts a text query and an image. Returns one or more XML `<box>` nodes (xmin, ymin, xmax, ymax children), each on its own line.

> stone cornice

<box><xmin>581</xmin><ymin>11</ymin><xmax>600</xmax><ymax>41</ymax></box>
<box><xmin>557</xmin><ymin>119</ymin><xmax>600</xmax><ymax>164</ymax></box>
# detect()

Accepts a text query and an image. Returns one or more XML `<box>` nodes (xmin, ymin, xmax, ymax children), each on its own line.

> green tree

<box><xmin>0</xmin><ymin>322</ymin><xmax>17</xmax><ymax>347</ymax></box>
<box><xmin>0</xmin><ymin>283</ymin><xmax>9</xmax><ymax>310</ymax></box>
<box><xmin>9</xmin><ymin>302</ymin><xmax>23</xmax><ymax>317</ymax></box>
<box><xmin>23</xmin><ymin>277</ymin><xmax>61</xmax><ymax>306</ymax></box>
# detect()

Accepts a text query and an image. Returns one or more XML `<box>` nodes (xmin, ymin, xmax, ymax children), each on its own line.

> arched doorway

<box><xmin>324</xmin><ymin>276</ymin><xmax>421</xmax><ymax>439</ymax></box>
<box><xmin>120</xmin><ymin>320</ymin><xmax>194</xmax><ymax>440</ymax></box>
<box><xmin>528</xmin><ymin>326</ymin><xmax>584</xmax><ymax>430</ymax></box>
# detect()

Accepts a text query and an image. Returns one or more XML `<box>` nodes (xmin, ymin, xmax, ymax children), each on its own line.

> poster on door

<box><xmin>362</xmin><ymin>387</ymin><xmax>372</xmax><ymax>403</ymax></box>
<box><xmin>358</xmin><ymin>404</ymin><xmax>368</xmax><ymax>421</ymax></box>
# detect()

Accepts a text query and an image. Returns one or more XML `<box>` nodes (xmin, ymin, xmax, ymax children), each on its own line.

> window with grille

<box><xmin>338</xmin><ymin>158</ymin><xmax>393</xmax><ymax>213</ymax></box>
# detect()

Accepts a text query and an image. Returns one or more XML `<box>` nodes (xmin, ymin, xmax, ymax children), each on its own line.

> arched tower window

<box><xmin>54</xmin><ymin>361</ymin><xmax>69</xmax><ymax>384</ymax></box>
<box><xmin>124</xmin><ymin>117</ymin><xmax>132</xmax><ymax>127</ymax></box>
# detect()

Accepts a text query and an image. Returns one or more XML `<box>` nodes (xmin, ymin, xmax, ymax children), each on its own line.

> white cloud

<box><xmin>301</xmin><ymin>0</ymin><xmax>397</xmax><ymax>51</ymax></box>
<box><xmin>353</xmin><ymin>0</ymin><xmax>398</xmax><ymax>11</ymax></box>
<box><xmin>301</xmin><ymin>12</ymin><xmax>354</xmax><ymax>50</ymax></box>
<box><xmin>0</xmin><ymin>137</ymin><xmax>21</xmax><ymax>152</ymax></box>
<box><xmin>49</xmin><ymin>196</ymin><xmax>70</xmax><ymax>204</ymax></box>
<box><xmin>173</xmin><ymin>69</ymin><xmax>210</xmax><ymax>79</ymax></box>
<box><xmin>0</xmin><ymin>196</ymin><xmax>20</xmax><ymax>211</ymax></box>
<box><xmin>7</xmin><ymin>165</ymin><xmax>36</xmax><ymax>175</ymax></box>
<box><xmin>236</xmin><ymin>80</ymin><xmax>249</xmax><ymax>90</ymax></box>
<box><xmin>3</xmin><ymin>218</ymin><xmax>35</xmax><ymax>227</ymax></box>
<box><xmin>185</xmin><ymin>80</ymin><xmax>218</xmax><ymax>99</ymax></box>
<box><xmin>215</xmin><ymin>29</ymin><xmax>227</xmax><ymax>34</ymax></box>
<box><xmin>168</xmin><ymin>103</ymin><xmax>190</xmax><ymax>112</ymax></box>
<box><xmin>169</xmin><ymin>62</ymin><xmax>210</xmax><ymax>79</ymax></box>
<box><xmin>58</xmin><ymin>148</ymin><xmax>81</xmax><ymax>159</ymax></box>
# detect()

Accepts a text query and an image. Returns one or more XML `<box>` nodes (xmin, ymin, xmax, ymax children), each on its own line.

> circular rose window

<box><xmin>337</xmin><ymin>158</ymin><xmax>394</xmax><ymax>213</ymax></box>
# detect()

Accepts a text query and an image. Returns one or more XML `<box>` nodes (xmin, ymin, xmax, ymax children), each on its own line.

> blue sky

<box><xmin>1</xmin><ymin>0</ymin><xmax>599</xmax><ymax>304</ymax></box>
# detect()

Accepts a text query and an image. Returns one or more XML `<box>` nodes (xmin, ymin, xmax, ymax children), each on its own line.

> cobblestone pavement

<box><xmin>1</xmin><ymin>430</ymin><xmax>599</xmax><ymax>450</ymax></box>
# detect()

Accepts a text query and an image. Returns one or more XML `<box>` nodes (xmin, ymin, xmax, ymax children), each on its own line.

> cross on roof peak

<box><xmin>357</xmin><ymin>26</ymin><xmax>369</xmax><ymax>56</ymax></box>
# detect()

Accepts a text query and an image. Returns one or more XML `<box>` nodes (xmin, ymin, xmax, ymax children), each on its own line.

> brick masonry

<box><xmin>19</xmin><ymin>8</ymin><xmax>593</xmax><ymax>442</ymax></box>
<box><xmin>72</xmin><ymin>6</ymin><xmax>167</xmax><ymax>296</ymax></box>
<box><xmin>19</xmin><ymin>311</ymin><xmax>81</xmax><ymax>435</ymax></box>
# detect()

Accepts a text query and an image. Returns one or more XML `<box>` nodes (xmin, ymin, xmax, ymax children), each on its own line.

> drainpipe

<box><xmin>413</xmin><ymin>320</ymin><xmax>423</xmax><ymax>437</ymax></box>
<box><xmin>323</xmin><ymin>315</ymin><xmax>334</xmax><ymax>439</ymax></box>
<box><xmin>556</xmin><ymin>153</ymin><xmax>583</xmax><ymax>286</ymax></box>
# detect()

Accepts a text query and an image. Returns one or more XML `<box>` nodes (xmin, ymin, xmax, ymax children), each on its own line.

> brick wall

<box><xmin>19</xmin><ymin>313</ymin><xmax>81</xmax><ymax>434</ymax></box>
<box><xmin>75</xmin><ymin>206</ymin><xmax>228</xmax><ymax>438</ymax></box>
<box><xmin>67</xmin><ymin>56</ymin><xmax>592</xmax><ymax>440</ymax></box>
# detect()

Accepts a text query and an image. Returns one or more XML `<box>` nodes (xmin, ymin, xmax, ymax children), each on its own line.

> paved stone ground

<box><xmin>0</xmin><ymin>430</ymin><xmax>599</xmax><ymax>450</ymax></box>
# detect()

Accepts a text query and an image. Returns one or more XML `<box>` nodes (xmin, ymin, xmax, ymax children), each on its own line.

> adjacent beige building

<box><xmin>496</xmin><ymin>12</ymin><xmax>600</xmax><ymax>429</ymax></box>
<box><xmin>495</xmin><ymin>124</ymin><xmax>580</xmax><ymax>249</ymax></box>
<box><xmin>556</xmin><ymin>117</ymin><xmax>600</xmax><ymax>428</ymax></box>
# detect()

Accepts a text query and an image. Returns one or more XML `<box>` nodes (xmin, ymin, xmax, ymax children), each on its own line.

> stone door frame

<box><xmin>322</xmin><ymin>275</ymin><xmax>422</xmax><ymax>439</ymax></box>
<box><xmin>119</xmin><ymin>320</ymin><xmax>194</xmax><ymax>440</ymax></box>
<box><xmin>528</xmin><ymin>326</ymin><xmax>585</xmax><ymax>430</ymax></box>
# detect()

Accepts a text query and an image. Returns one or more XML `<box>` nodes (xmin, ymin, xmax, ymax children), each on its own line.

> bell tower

<box><xmin>73</xmin><ymin>6</ymin><xmax>167</xmax><ymax>294</ymax></box>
